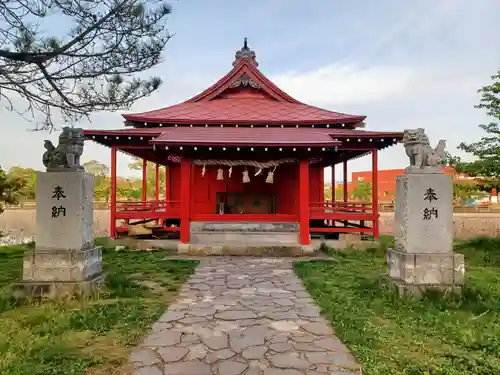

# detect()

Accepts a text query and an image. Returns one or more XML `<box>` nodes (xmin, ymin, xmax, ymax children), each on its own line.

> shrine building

<box><xmin>84</xmin><ymin>39</ymin><xmax>404</xmax><ymax>251</ymax></box>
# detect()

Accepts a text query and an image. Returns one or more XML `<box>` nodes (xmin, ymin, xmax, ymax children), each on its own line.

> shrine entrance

<box><xmin>84</xmin><ymin>39</ymin><xmax>405</xmax><ymax>244</ymax></box>
<box><xmin>216</xmin><ymin>192</ymin><xmax>276</xmax><ymax>215</ymax></box>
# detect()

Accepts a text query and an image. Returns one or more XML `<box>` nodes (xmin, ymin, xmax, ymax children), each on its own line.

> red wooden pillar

<box><xmin>343</xmin><ymin>160</ymin><xmax>348</xmax><ymax>202</ymax></box>
<box><xmin>165</xmin><ymin>165</ymin><xmax>170</xmax><ymax>204</ymax></box>
<box><xmin>372</xmin><ymin>149</ymin><xmax>380</xmax><ymax>239</ymax></box>
<box><xmin>331</xmin><ymin>164</ymin><xmax>335</xmax><ymax>202</ymax></box>
<box><xmin>110</xmin><ymin>147</ymin><xmax>117</xmax><ymax>239</ymax></box>
<box><xmin>142</xmin><ymin>159</ymin><xmax>147</xmax><ymax>201</ymax></box>
<box><xmin>155</xmin><ymin>163</ymin><xmax>160</xmax><ymax>224</ymax></box>
<box><xmin>319</xmin><ymin>167</ymin><xmax>324</xmax><ymax>200</ymax></box>
<box><xmin>299</xmin><ymin>159</ymin><xmax>310</xmax><ymax>245</ymax></box>
<box><xmin>330</xmin><ymin>164</ymin><xmax>335</xmax><ymax>227</ymax></box>
<box><xmin>342</xmin><ymin>160</ymin><xmax>348</xmax><ymax>228</ymax></box>
<box><xmin>180</xmin><ymin>158</ymin><xmax>191</xmax><ymax>243</ymax></box>
<box><xmin>155</xmin><ymin>163</ymin><xmax>160</xmax><ymax>200</ymax></box>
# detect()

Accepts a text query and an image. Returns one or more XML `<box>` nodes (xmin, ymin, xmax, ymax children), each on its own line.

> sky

<box><xmin>0</xmin><ymin>0</ymin><xmax>499</xmax><ymax>182</ymax></box>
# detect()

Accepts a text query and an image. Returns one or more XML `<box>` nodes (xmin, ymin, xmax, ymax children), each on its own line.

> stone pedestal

<box><xmin>387</xmin><ymin>169</ymin><xmax>465</xmax><ymax>295</ymax></box>
<box><xmin>19</xmin><ymin>172</ymin><xmax>104</xmax><ymax>298</ymax></box>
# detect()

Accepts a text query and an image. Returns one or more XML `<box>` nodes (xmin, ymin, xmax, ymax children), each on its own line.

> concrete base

<box><xmin>16</xmin><ymin>273</ymin><xmax>105</xmax><ymax>299</ymax></box>
<box><xmin>178</xmin><ymin>243</ymin><xmax>316</xmax><ymax>257</ymax></box>
<box><xmin>19</xmin><ymin>246</ymin><xmax>103</xmax><ymax>298</ymax></box>
<box><xmin>385</xmin><ymin>248</ymin><xmax>465</xmax><ymax>295</ymax></box>
<box><xmin>333</xmin><ymin>234</ymin><xmax>379</xmax><ymax>250</ymax></box>
<box><xmin>190</xmin><ymin>222</ymin><xmax>300</xmax><ymax>247</ymax></box>
<box><xmin>380</xmin><ymin>275</ymin><xmax>462</xmax><ymax>297</ymax></box>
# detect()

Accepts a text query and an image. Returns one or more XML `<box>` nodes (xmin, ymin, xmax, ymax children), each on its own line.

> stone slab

<box><xmin>36</xmin><ymin>172</ymin><xmax>94</xmax><ymax>251</ymax></box>
<box><xmin>129</xmin><ymin>258</ymin><xmax>362</xmax><ymax>375</ymax></box>
<box><xmin>190</xmin><ymin>231</ymin><xmax>300</xmax><ymax>246</ymax></box>
<box><xmin>387</xmin><ymin>248</ymin><xmax>464</xmax><ymax>286</ymax></box>
<box><xmin>190</xmin><ymin>222</ymin><xmax>299</xmax><ymax>232</ymax></box>
<box><xmin>395</xmin><ymin>172</ymin><xmax>453</xmax><ymax>254</ymax></box>
<box><xmin>177</xmin><ymin>243</ymin><xmax>317</xmax><ymax>257</ymax></box>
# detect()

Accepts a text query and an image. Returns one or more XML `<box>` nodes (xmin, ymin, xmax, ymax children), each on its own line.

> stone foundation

<box><xmin>190</xmin><ymin>221</ymin><xmax>301</xmax><ymax>247</ymax></box>
<box><xmin>17</xmin><ymin>273</ymin><xmax>105</xmax><ymax>299</ymax></box>
<box><xmin>19</xmin><ymin>246</ymin><xmax>104</xmax><ymax>298</ymax></box>
<box><xmin>386</xmin><ymin>248</ymin><xmax>465</xmax><ymax>295</ymax></box>
<box><xmin>178</xmin><ymin>243</ymin><xmax>316</xmax><ymax>257</ymax></box>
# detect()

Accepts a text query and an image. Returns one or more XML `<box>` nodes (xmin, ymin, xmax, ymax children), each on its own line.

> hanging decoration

<box><xmin>217</xmin><ymin>168</ymin><xmax>224</xmax><ymax>180</ymax></box>
<box><xmin>191</xmin><ymin>158</ymin><xmax>296</xmax><ymax>168</ymax></box>
<box><xmin>266</xmin><ymin>166</ymin><xmax>277</xmax><ymax>184</ymax></box>
<box><xmin>189</xmin><ymin>158</ymin><xmax>299</xmax><ymax>185</ymax></box>
<box><xmin>166</xmin><ymin>157</ymin><xmax>323</xmax><ymax>166</ymax></box>
<box><xmin>201</xmin><ymin>164</ymin><xmax>206</xmax><ymax>178</ymax></box>
<box><xmin>242</xmin><ymin>168</ymin><xmax>250</xmax><ymax>183</ymax></box>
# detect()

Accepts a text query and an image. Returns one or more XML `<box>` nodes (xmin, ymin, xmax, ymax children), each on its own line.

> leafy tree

<box><xmin>452</xmin><ymin>70</ymin><xmax>500</xmax><ymax>190</ymax></box>
<box><xmin>334</xmin><ymin>186</ymin><xmax>344</xmax><ymax>201</ymax></box>
<box><xmin>351</xmin><ymin>180</ymin><xmax>372</xmax><ymax>201</ymax></box>
<box><xmin>0</xmin><ymin>167</ymin><xmax>24</xmax><ymax>213</ymax></box>
<box><xmin>128</xmin><ymin>157</ymin><xmax>166</xmax><ymax>199</ymax></box>
<box><xmin>83</xmin><ymin>160</ymin><xmax>110</xmax><ymax>201</ymax></box>
<box><xmin>453</xmin><ymin>182</ymin><xmax>485</xmax><ymax>205</ymax></box>
<box><xmin>0</xmin><ymin>0</ymin><xmax>172</xmax><ymax>129</ymax></box>
<box><xmin>324</xmin><ymin>185</ymin><xmax>332</xmax><ymax>201</ymax></box>
<box><xmin>83</xmin><ymin>160</ymin><xmax>109</xmax><ymax>178</ymax></box>
<box><xmin>7</xmin><ymin>166</ymin><xmax>37</xmax><ymax>200</ymax></box>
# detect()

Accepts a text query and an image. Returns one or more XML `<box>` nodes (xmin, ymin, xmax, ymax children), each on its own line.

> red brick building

<box><xmin>340</xmin><ymin>166</ymin><xmax>472</xmax><ymax>202</ymax></box>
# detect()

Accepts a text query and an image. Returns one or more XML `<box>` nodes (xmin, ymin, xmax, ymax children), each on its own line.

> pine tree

<box><xmin>0</xmin><ymin>0</ymin><xmax>172</xmax><ymax>129</ymax></box>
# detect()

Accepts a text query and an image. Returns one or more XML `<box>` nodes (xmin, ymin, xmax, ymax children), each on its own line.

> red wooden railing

<box><xmin>112</xmin><ymin>200</ymin><xmax>182</xmax><ymax>236</ymax></box>
<box><xmin>309</xmin><ymin>200</ymin><xmax>378</xmax><ymax>235</ymax></box>
<box><xmin>110</xmin><ymin>198</ymin><xmax>380</xmax><ymax>238</ymax></box>
<box><xmin>114</xmin><ymin>200</ymin><xmax>181</xmax><ymax>220</ymax></box>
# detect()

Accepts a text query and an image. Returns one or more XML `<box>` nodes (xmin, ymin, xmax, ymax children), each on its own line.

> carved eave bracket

<box><xmin>229</xmin><ymin>74</ymin><xmax>261</xmax><ymax>89</ymax></box>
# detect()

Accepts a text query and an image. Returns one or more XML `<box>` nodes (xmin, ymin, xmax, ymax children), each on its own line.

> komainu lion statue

<box><xmin>43</xmin><ymin>127</ymin><xmax>85</xmax><ymax>171</ymax></box>
<box><xmin>403</xmin><ymin>128</ymin><xmax>446</xmax><ymax>169</ymax></box>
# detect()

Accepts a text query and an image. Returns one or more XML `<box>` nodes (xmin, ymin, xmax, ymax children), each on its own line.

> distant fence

<box><xmin>5</xmin><ymin>201</ymin><xmax>500</xmax><ymax>214</ymax></box>
<box><xmin>378</xmin><ymin>202</ymin><xmax>500</xmax><ymax>214</ymax></box>
<box><xmin>5</xmin><ymin>201</ymin><xmax>111</xmax><ymax>210</ymax></box>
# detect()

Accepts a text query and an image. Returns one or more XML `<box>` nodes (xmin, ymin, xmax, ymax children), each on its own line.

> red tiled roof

<box><xmin>124</xmin><ymin>96</ymin><xmax>364</xmax><ymax>126</ymax></box>
<box><xmin>84</xmin><ymin>127</ymin><xmax>403</xmax><ymax>143</ymax></box>
<box><xmin>150</xmin><ymin>127</ymin><xmax>343</xmax><ymax>146</ymax></box>
<box><xmin>123</xmin><ymin>59</ymin><xmax>366</xmax><ymax>126</ymax></box>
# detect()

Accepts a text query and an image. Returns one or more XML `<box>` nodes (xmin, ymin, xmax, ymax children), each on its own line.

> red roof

<box><xmin>123</xmin><ymin>42</ymin><xmax>366</xmax><ymax>126</ymax></box>
<box><xmin>83</xmin><ymin>127</ymin><xmax>403</xmax><ymax>148</ymax></box>
<box><xmin>150</xmin><ymin>127</ymin><xmax>343</xmax><ymax>147</ymax></box>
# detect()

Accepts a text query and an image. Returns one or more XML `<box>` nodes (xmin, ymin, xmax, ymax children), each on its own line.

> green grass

<box><xmin>0</xmin><ymin>240</ymin><xmax>197</xmax><ymax>375</ymax></box>
<box><xmin>295</xmin><ymin>236</ymin><xmax>500</xmax><ymax>375</ymax></box>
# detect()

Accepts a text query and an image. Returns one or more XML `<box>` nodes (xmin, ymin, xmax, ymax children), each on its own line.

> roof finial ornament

<box><xmin>233</xmin><ymin>37</ymin><xmax>258</xmax><ymax>67</ymax></box>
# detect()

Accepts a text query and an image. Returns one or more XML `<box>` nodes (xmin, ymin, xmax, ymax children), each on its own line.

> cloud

<box><xmin>271</xmin><ymin>56</ymin><xmax>496</xmax><ymax>183</ymax></box>
<box><xmin>272</xmin><ymin>63</ymin><xmax>418</xmax><ymax>106</ymax></box>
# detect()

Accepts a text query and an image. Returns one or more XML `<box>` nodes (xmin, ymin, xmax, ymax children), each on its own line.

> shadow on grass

<box><xmin>0</xmin><ymin>244</ymin><xmax>198</xmax><ymax>375</ymax></box>
<box><xmin>295</xmin><ymin>237</ymin><xmax>500</xmax><ymax>375</ymax></box>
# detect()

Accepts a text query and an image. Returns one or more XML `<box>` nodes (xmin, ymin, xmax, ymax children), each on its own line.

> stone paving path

<box><xmin>130</xmin><ymin>258</ymin><xmax>361</xmax><ymax>375</ymax></box>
